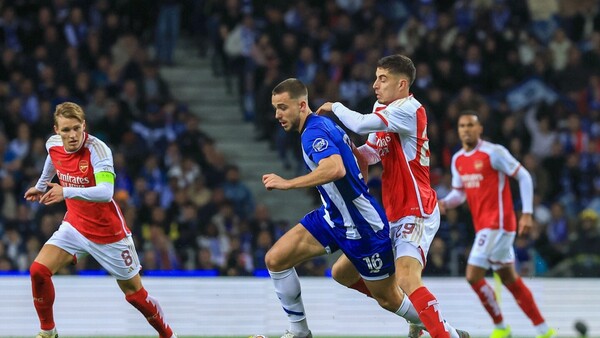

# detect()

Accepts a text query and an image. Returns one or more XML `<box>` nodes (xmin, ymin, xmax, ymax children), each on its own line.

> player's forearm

<box><xmin>63</xmin><ymin>182</ymin><xmax>114</xmax><ymax>202</ymax></box>
<box><xmin>357</xmin><ymin>144</ymin><xmax>381</xmax><ymax>165</ymax></box>
<box><xmin>441</xmin><ymin>189</ymin><xmax>466</xmax><ymax>208</ymax></box>
<box><xmin>515</xmin><ymin>167</ymin><xmax>534</xmax><ymax>214</ymax></box>
<box><xmin>288</xmin><ymin>156</ymin><xmax>345</xmax><ymax>188</ymax></box>
<box><xmin>332</xmin><ymin>102</ymin><xmax>387</xmax><ymax>134</ymax></box>
<box><xmin>35</xmin><ymin>156</ymin><xmax>56</xmax><ymax>192</ymax></box>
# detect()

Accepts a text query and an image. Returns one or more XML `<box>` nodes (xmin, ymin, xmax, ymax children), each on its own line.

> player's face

<box><xmin>54</xmin><ymin>116</ymin><xmax>86</xmax><ymax>152</ymax></box>
<box><xmin>272</xmin><ymin>92</ymin><xmax>303</xmax><ymax>132</ymax></box>
<box><xmin>373</xmin><ymin>67</ymin><xmax>406</xmax><ymax>105</ymax></box>
<box><xmin>457</xmin><ymin>115</ymin><xmax>482</xmax><ymax>148</ymax></box>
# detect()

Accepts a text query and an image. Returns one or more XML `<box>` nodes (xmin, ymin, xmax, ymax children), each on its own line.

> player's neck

<box><xmin>297</xmin><ymin>110</ymin><xmax>312</xmax><ymax>132</ymax></box>
<box><xmin>462</xmin><ymin>139</ymin><xmax>480</xmax><ymax>152</ymax></box>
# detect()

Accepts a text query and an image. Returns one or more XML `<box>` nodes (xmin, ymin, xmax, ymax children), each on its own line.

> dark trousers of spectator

<box><xmin>156</xmin><ymin>4</ymin><xmax>181</xmax><ymax>65</ymax></box>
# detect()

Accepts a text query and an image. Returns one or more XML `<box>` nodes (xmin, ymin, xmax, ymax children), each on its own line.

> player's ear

<box><xmin>82</xmin><ymin>120</ymin><xmax>86</xmax><ymax>132</ymax></box>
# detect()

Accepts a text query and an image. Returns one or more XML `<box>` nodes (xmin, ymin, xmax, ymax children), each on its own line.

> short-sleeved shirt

<box><xmin>300</xmin><ymin>114</ymin><xmax>393</xmax><ymax>279</ymax></box>
<box><xmin>47</xmin><ymin>133</ymin><xmax>130</xmax><ymax>244</ymax></box>
<box><xmin>450</xmin><ymin>140</ymin><xmax>521</xmax><ymax>232</ymax></box>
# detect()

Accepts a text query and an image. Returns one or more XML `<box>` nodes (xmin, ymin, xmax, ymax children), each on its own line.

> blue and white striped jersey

<box><xmin>300</xmin><ymin>114</ymin><xmax>388</xmax><ymax>239</ymax></box>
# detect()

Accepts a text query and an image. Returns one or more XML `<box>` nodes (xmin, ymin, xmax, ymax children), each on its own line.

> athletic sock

<box><xmin>126</xmin><ymin>287</ymin><xmax>173</xmax><ymax>338</ymax></box>
<box><xmin>269</xmin><ymin>268</ymin><xmax>310</xmax><ymax>336</ymax></box>
<box><xmin>349</xmin><ymin>278</ymin><xmax>372</xmax><ymax>297</ymax></box>
<box><xmin>409</xmin><ymin>286</ymin><xmax>451</xmax><ymax>338</ymax></box>
<box><xmin>471</xmin><ymin>279</ymin><xmax>504</xmax><ymax>325</ymax></box>
<box><xmin>505</xmin><ymin>277</ymin><xmax>545</xmax><ymax>325</ymax></box>
<box><xmin>30</xmin><ymin>261</ymin><xmax>56</xmax><ymax>331</ymax></box>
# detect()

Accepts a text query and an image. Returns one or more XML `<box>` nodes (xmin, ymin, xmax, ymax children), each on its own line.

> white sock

<box><xmin>444</xmin><ymin>320</ymin><xmax>460</xmax><ymax>338</ymax></box>
<box><xmin>395</xmin><ymin>293</ymin><xmax>423</xmax><ymax>326</ymax></box>
<box><xmin>495</xmin><ymin>322</ymin><xmax>507</xmax><ymax>329</ymax></box>
<box><xmin>269</xmin><ymin>268</ymin><xmax>310</xmax><ymax>336</ymax></box>
<box><xmin>535</xmin><ymin>322</ymin><xmax>550</xmax><ymax>335</ymax></box>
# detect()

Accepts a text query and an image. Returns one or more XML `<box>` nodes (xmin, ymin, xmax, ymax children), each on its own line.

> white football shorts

<box><xmin>390</xmin><ymin>206</ymin><xmax>440</xmax><ymax>267</ymax></box>
<box><xmin>467</xmin><ymin>228</ymin><xmax>516</xmax><ymax>271</ymax></box>
<box><xmin>46</xmin><ymin>221</ymin><xmax>142</xmax><ymax>280</ymax></box>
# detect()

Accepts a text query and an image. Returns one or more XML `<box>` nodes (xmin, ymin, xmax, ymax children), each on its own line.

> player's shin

<box><xmin>470</xmin><ymin>279</ymin><xmax>504</xmax><ymax>325</ymax></box>
<box><xmin>269</xmin><ymin>268</ymin><xmax>310</xmax><ymax>336</ymax></box>
<box><xmin>125</xmin><ymin>287</ymin><xmax>174</xmax><ymax>338</ymax></box>
<box><xmin>409</xmin><ymin>286</ymin><xmax>451</xmax><ymax>338</ymax></box>
<box><xmin>30</xmin><ymin>261</ymin><xmax>56</xmax><ymax>331</ymax></box>
<box><xmin>505</xmin><ymin>277</ymin><xmax>545</xmax><ymax>326</ymax></box>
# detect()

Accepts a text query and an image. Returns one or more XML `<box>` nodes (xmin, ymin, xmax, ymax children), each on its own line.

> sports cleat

<box><xmin>457</xmin><ymin>329</ymin><xmax>471</xmax><ymax>338</ymax></box>
<box><xmin>408</xmin><ymin>323</ymin><xmax>424</xmax><ymax>338</ymax></box>
<box><xmin>490</xmin><ymin>326</ymin><xmax>512</xmax><ymax>338</ymax></box>
<box><xmin>536</xmin><ymin>328</ymin><xmax>557</xmax><ymax>338</ymax></box>
<box><xmin>280</xmin><ymin>329</ymin><xmax>313</xmax><ymax>338</ymax></box>
<box><xmin>35</xmin><ymin>328</ymin><xmax>58</xmax><ymax>338</ymax></box>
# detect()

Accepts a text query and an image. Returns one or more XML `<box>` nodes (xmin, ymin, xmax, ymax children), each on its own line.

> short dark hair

<box><xmin>459</xmin><ymin>110</ymin><xmax>480</xmax><ymax>120</ymax></box>
<box><xmin>377</xmin><ymin>55</ymin><xmax>416</xmax><ymax>86</ymax></box>
<box><xmin>272</xmin><ymin>78</ymin><xmax>308</xmax><ymax>100</ymax></box>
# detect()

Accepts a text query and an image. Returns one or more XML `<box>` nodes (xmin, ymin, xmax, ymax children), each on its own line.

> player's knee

<box><xmin>396</xmin><ymin>274</ymin><xmax>420</xmax><ymax>295</ymax></box>
<box><xmin>330</xmin><ymin>261</ymin><xmax>356</xmax><ymax>287</ymax></box>
<box><xmin>30</xmin><ymin>261</ymin><xmax>52</xmax><ymax>281</ymax></box>
<box><xmin>371</xmin><ymin>292</ymin><xmax>400</xmax><ymax>312</ymax></box>
<box><xmin>465</xmin><ymin>274</ymin><xmax>481</xmax><ymax>285</ymax></box>
<box><xmin>264</xmin><ymin>248</ymin><xmax>287</xmax><ymax>272</ymax></box>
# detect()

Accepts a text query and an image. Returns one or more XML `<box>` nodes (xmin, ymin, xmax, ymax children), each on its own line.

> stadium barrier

<box><xmin>1</xmin><ymin>276</ymin><xmax>597</xmax><ymax>337</ymax></box>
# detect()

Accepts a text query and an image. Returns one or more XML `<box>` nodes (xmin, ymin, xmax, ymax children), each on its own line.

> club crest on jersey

<box><xmin>474</xmin><ymin>160</ymin><xmax>484</xmax><ymax>171</ymax></box>
<box><xmin>312</xmin><ymin>138</ymin><xmax>328</xmax><ymax>152</ymax></box>
<box><xmin>79</xmin><ymin>160</ymin><xmax>89</xmax><ymax>173</ymax></box>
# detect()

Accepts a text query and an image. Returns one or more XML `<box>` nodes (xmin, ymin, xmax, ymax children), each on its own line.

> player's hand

<box><xmin>316</xmin><ymin>102</ymin><xmax>334</xmax><ymax>115</ymax></box>
<box><xmin>39</xmin><ymin>182</ymin><xmax>65</xmax><ymax>205</ymax></box>
<box><xmin>262</xmin><ymin>173</ymin><xmax>291</xmax><ymax>190</ymax></box>
<box><xmin>438</xmin><ymin>200</ymin><xmax>447</xmax><ymax>215</ymax></box>
<box><xmin>24</xmin><ymin>187</ymin><xmax>44</xmax><ymax>202</ymax></box>
<box><xmin>518</xmin><ymin>213</ymin><xmax>533</xmax><ymax>237</ymax></box>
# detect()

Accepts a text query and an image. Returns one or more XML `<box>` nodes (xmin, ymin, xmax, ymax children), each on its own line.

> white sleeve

<box><xmin>35</xmin><ymin>155</ymin><xmax>57</xmax><ymax>192</ymax></box>
<box><xmin>450</xmin><ymin>155</ymin><xmax>463</xmax><ymax>189</ymax></box>
<box><xmin>489</xmin><ymin>145</ymin><xmax>521</xmax><ymax>177</ymax></box>
<box><xmin>331</xmin><ymin>102</ymin><xmax>387</xmax><ymax>134</ymax></box>
<box><xmin>357</xmin><ymin>143</ymin><xmax>380</xmax><ymax>165</ymax></box>
<box><xmin>376</xmin><ymin>105</ymin><xmax>415</xmax><ymax>135</ymax></box>
<box><xmin>63</xmin><ymin>182</ymin><xmax>114</xmax><ymax>202</ymax></box>
<box><xmin>441</xmin><ymin>189</ymin><xmax>466</xmax><ymax>208</ymax></box>
<box><xmin>514</xmin><ymin>166</ymin><xmax>534</xmax><ymax>214</ymax></box>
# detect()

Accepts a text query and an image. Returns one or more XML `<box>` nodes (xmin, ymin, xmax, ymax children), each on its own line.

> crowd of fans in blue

<box><xmin>1</xmin><ymin>0</ymin><xmax>599</xmax><ymax>278</ymax></box>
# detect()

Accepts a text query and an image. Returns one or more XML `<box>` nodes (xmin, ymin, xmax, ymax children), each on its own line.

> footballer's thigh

<box><xmin>364</xmin><ymin>275</ymin><xmax>403</xmax><ymax>312</ymax></box>
<box><xmin>331</xmin><ymin>254</ymin><xmax>361</xmax><ymax>287</ymax></box>
<box><xmin>265</xmin><ymin>222</ymin><xmax>326</xmax><ymax>271</ymax></box>
<box><xmin>391</xmin><ymin>207</ymin><xmax>440</xmax><ymax>268</ymax></box>
<box><xmin>86</xmin><ymin>235</ymin><xmax>142</xmax><ymax>281</ymax></box>
<box><xmin>39</xmin><ymin>221</ymin><xmax>89</xmax><ymax>273</ymax></box>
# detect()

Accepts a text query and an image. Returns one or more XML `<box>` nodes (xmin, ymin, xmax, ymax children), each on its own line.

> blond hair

<box><xmin>54</xmin><ymin>102</ymin><xmax>86</xmax><ymax>126</ymax></box>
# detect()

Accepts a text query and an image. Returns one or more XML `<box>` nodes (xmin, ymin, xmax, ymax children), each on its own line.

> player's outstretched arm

<box><xmin>317</xmin><ymin>102</ymin><xmax>386</xmax><ymax>134</ymax></box>
<box><xmin>24</xmin><ymin>187</ymin><xmax>45</xmax><ymax>202</ymax></box>
<box><xmin>263</xmin><ymin>155</ymin><xmax>345</xmax><ymax>191</ymax></box>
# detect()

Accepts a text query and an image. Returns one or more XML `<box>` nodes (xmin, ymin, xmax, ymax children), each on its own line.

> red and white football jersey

<box><xmin>366</xmin><ymin>96</ymin><xmax>437</xmax><ymax>223</ymax></box>
<box><xmin>450</xmin><ymin>140</ymin><xmax>521</xmax><ymax>232</ymax></box>
<box><xmin>47</xmin><ymin>133</ymin><xmax>130</xmax><ymax>244</ymax></box>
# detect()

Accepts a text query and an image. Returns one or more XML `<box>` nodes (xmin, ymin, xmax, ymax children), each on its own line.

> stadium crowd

<box><xmin>1</xmin><ymin>0</ymin><xmax>600</xmax><ymax>278</ymax></box>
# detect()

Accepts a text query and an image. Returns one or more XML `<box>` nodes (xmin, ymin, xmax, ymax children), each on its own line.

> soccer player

<box><xmin>438</xmin><ymin>111</ymin><xmax>556</xmax><ymax>338</ymax></box>
<box><xmin>317</xmin><ymin>55</ymin><xmax>468</xmax><ymax>338</ymax></box>
<box><xmin>263</xmin><ymin>78</ymin><xmax>425</xmax><ymax>338</ymax></box>
<box><xmin>24</xmin><ymin>102</ymin><xmax>176</xmax><ymax>338</ymax></box>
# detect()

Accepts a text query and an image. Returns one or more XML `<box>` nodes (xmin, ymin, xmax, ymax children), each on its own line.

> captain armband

<box><xmin>95</xmin><ymin>171</ymin><xmax>115</xmax><ymax>185</ymax></box>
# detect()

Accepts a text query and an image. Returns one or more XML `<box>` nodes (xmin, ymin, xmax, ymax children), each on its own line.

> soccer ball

<box><xmin>248</xmin><ymin>335</ymin><xmax>268</xmax><ymax>338</ymax></box>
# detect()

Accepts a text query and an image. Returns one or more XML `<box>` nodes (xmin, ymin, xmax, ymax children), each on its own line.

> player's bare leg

<box><xmin>265</xmin><ymin>223</ymin><xmax>326</xmax><ymax>338</ymax></box>
<box><xmin>31</xmin><ymin>244</ymin><xmax>75</xmax><ymax>338</ymax></box>
<box><xmin>119</xmin><ymin>274</ymin><xmax>176</xmax><ymax>338</ymax></box>
<box><xmin>332</xmin><ymin>253</ymin><xmax>425</xmax><ymax>337</ymax></box>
